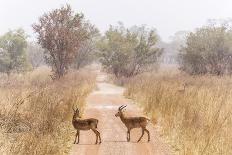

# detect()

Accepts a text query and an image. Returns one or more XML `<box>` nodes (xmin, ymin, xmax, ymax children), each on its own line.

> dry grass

<box><xmin>0</xmin><ymin>66</ymin><xmax>96</xmax><ymax>155</ymax></box>
<box><xmin>125</xmin><ymin>70</ymin><xmax>232</xmax><ymax>155</ymax></box>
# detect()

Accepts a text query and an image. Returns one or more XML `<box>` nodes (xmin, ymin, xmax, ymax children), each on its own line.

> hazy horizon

<box><xmin>1</xmin><ymin>0</ymin><xmax>232</xmax><ymax>42</ymax></box>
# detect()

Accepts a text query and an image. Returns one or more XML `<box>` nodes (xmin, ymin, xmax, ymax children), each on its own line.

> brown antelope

<box><xmin>115</xmin><ymin>105</ymin><xmax>150</xmax><ymax>142</ymax></box>
<box><xmin>178</xmin><ymin>83</ymin><xmax>187</xmax><ymax>93</ymax></box>
<box><xmin>72</xmin><ymin>106</ymin><xmax>101</xmax><ymax>144</ymax></box>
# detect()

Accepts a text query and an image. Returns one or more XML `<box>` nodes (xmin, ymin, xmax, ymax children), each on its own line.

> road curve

<box><xmin>70</xmin><ymin>72</ymin><xmax>173</xmax><ymax>155</ymax></box>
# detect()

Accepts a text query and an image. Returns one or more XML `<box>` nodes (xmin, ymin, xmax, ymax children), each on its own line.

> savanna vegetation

<box><xmin>0</xmin><ymin>29</ymin><xmax>29</xmax><ymax>75</ymax></box>
<box><xmin>0</xmin><ymin>4</ymin><xmax>97</xmax><ymax>155</ymax></box>
<box><xmin>125</xmin><ymin>69</ymin><xmax>232</xmax><ymax>154</ymax></box>
<box><xmin>179</xmin><ymin>24</ymin><xmax>232</xmax><ymax>75</ymax></box>
<box><xmin>33</xmin><ymin>5</ymin><xmax>98</xmax><ymax>79</ymax></box>
<box><xmin>97</xmin><ymin>23</ymin><xmax>163</xmax><ymax>77</ymax></box>
<box><xmin>1</xmin><ymin>2</ymin><xmax>232</xmax><ymax>155</ymax></box>
<box><xmin>0</xmin><ymin>67</ymin><xmax>96</xmax><ymax>155</ymax></box>
<box><xmin>119</xmin><ymin>23</ymin><xmax>232</xmax><ymax>155</ymax></box>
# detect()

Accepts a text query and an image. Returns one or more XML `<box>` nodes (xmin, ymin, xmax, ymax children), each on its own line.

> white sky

<box><xmin>0</xmin><ymin>0</ymin><xmax>232</xmax><ymax>42</ymax></box>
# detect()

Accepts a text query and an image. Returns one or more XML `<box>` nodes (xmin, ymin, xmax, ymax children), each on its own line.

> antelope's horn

<box><xmin>119</xmin><ymin>105</ymin><xmax>127</xmax><ymax>110</ymax></box>
<box><xmin>118</xmin><ymin>105</ymin><xmax>124</xmax><ymax>110</ymax></box>
<box><xmin>121</xmin><ymin>105</ymin><xmax>127</xmax><ymax>110</ymax></box>
<box><xmin>72</xmin><ymin>105</ymin><xmax>75</xmax><ymax>112</ymax></box>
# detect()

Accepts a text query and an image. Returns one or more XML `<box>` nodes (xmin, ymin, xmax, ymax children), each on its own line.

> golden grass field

<box><xmin>0</xmin><ymin>66</ymin><xmax>96</xmax><ymax>155</ymax></box>
<box><xmin>124</xmin><ymin>67</ymin><xmax>232</xmax><ymax>155</ymax></box>
<box><xmin>1</xmin><ymin>64</ymin><xmax>231</xmax><ymax>155</ymax></box>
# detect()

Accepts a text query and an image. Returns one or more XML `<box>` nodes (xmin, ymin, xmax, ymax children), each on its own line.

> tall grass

<box><xmin>125</xmin><ymin>71</ymin><xmax>232</xmax><ymax>155</ymax></box>
<box><xmin>0</xmin><ymin>67</ymin><xmax>96</xmax><ymax>155</ymax></box>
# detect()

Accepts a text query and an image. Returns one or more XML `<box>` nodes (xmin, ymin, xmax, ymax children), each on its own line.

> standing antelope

<box><xmin>72</xmin><ymin>106</ymin><xmax>101</xmax><ymax>144</ymax></box>
<box><xmin>115</xmin><ymin>105</ymin><xmax>150</xmax><ymax>142</ymax></box>
<box><xmin>178</xmin><ymin>83</ymin><xmax>187</xmax><ymax>93</ymax></box>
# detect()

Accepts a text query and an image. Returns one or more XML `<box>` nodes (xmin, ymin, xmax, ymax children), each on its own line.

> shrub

<box><xmin>179</xmin><ymin>25</ymin><xmax>232</xmax><ymax>75</ymax></box>
<box><xmin>0</xmin><ymin>29</ymin><xmax>29</xmax><ymax>75</ymax></box>
<box><xmin>98</xmin><ymin>23</ymin><xmax>163</xmax><ymax>77</ymax></box>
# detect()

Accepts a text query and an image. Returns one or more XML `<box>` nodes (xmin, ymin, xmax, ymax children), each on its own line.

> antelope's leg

<box><xmin>74</xmin><ymin>130</ymin><xmax>79</xmax><ymax>144</ymax></box>
<box><xmin>92</xmin><ymin>129</ymin><xmax>99</xmax><ymax>144</ymax></box>
<box><xmin>97</xmin><ymin>130</ymin><xmax>102</xmax><ymax>144</ymax></box>
<box><xmin>144</xmin><ymin>128</ymin><xmax>150</xmax><ymax>142</ymax></box>
<box><xmin>77</xmin><ymin>130</ymin><xmax>80</xmax><ymax>143</ymax></box>
<box><xmin>137</xmin><ymin>128</ymin><xmax>145</xmax><ymax>142</ymax></box>
<box><xmin>94</xmin><ymin>129</ymin><xmax>101</xmax><ymax>144</ymax></box>
<box><xmin>127</xmin><ymin>130</ymin><xmax>129</xmax><ymax>141</ymax></box>
<box><xmin>127</xmin><ymin>129</ymin><xmax>131</xmax><ymax>142</ymax></box>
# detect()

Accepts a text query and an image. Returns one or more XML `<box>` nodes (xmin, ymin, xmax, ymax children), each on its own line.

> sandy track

<box><xmin>70</xmin><ymin>72</ymin><xmax>173</xmax><ymax>155</ymax></box>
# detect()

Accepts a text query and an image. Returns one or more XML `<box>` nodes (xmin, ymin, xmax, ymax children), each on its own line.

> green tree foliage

<box><xmin>179</xmin><ymin>25</ymin><xmax>232</xmax><ymax>75</ymax></box>
<box><xmin>0</xmin><ymin>29</ymin><xmax>28</xmax><ymax>75</ymax></box>
<box><xmin>33</xmin><ymin>4</ymin><xmax>96</xmax><ymax>79</ymax></box>
<box><xmin>98</xmin><ymin>23</ymin><xmax>163</xmax><ymax>77</ymax></box>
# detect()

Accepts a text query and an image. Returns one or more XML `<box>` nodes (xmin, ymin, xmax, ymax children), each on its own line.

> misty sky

<box><xmin>0</xmin><ymin>0</ymin><xmax>232</xmax><ymax>42</ymax></box>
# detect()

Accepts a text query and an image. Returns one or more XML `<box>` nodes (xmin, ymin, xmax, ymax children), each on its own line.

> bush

<box><xmin>98</xmin><ymin>23</ymin><xmax>163</xmax><ymax>77</ymax></box>
<box><xmin>0</xmin><ymin>29</ymin><xmax>29</xmax><ymax>75</ymax></box>
<box><xmin>179</xmin><ymin>25</ymin><xmax>232</xmax><ymax>75</ymax></box>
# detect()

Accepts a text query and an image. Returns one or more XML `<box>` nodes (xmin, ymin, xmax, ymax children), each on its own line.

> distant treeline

<box><xmin>1</xmin><ymin>4</ymin><xmax>232</xmax><ymax>77</ymax></box>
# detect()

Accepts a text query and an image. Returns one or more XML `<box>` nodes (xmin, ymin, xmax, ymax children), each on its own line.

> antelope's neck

<box><xmin>120</xmin><ymin>113</ymin><xmax>126</xmax><ymax>123</ymax></box>
<box><xmin>72</xmin><ymin>116</ymin><xmax>75</xmax><ymax>123</ymax></box>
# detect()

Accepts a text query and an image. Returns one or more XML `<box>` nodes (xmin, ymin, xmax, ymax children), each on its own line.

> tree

<box><xmin>0</xmin><ymin>29</ymin><xmax>28</xmax><ymax>75</ymax></box>
<box><xmin>98</xmin><ymin>23</ymin><xmax>163</xmax><ymax>77</ymax></box>
<box><xmin>27</xmin><ymin>42</ymin><xmax>45</xmax><ymax>68</ymax></box>
<box><xmin>179</xmin><ymin>25</ymin><xmax>232</xmax><ymax>75</ymax></box>
<box><xmin>72</xmin><ymin>27</ymin><xmax>99</xmax><ymax>69</ymax></box>
<box><xmin>72</xmin><ymin>39</ymin><xmax>96</xmax><ymax>69</ymax></box>
<box><xmin>33</xmin><ymin>4</ymin><xmax>95</xmax><ymax>78</ymax></box>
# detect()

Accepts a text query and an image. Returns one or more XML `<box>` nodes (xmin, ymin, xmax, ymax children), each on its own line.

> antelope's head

<box><xmin>72</xmin><ymin>105</ymin><xmax>81</xmax><ymax>119</ymax></box>
<box><xmin>115</xmin><ymin>105</ymin><xmax>127</xmax><ymax>117</ymax></box>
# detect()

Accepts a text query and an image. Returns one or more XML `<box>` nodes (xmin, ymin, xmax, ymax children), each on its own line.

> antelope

<box><xmin>72</xmin><ymin>106</ymin><xmax>101</xmax><ymax>144</ymax></box>
<box><xmin>178</xmin><ymin>83</ymin><xmax>187</xmax><ymax>93</ymax></box>
<box><xmin>115</xmin><ymin>105</ymin><xmax>150</xmax><ymax>142</ymax></box>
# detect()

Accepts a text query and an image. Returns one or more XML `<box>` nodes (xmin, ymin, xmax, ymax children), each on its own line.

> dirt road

<box><xmin>71</xmin><ymin>71</ymin><xmax>173</xmax><ymax>155</ymax></box>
